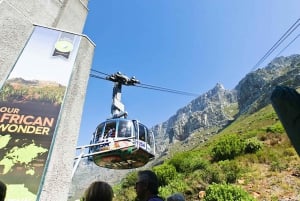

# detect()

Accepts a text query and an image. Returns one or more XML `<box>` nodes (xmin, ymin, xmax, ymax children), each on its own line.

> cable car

<box><xmin>73</xmin><ymin>72</ymin><xmax>156</xmax><ymax>175</ymax></box>
<box><xmin>89</xmin><ymin>118</ymin><xmax>155</xmax><ymax>169</ymax></box>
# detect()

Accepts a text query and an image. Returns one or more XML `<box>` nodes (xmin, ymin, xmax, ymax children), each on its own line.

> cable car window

<box><xmin>138</xmin><ymin>124</ymin><xmax>146</xmax><ymax>141</ymax></box>
<box><xmin>118</xmin><ymin>121</ymin><xmax>132</xmax><ymax>138</ymax></box>
<box><xmin>104</xmin><ymin>122</ymin><xmax>116</xmax><ymax>138</ymax></box>
<box><xmin>95</xmin><ymin>123</ymin><xmax>105</xmax><ymax>142</ymax></box>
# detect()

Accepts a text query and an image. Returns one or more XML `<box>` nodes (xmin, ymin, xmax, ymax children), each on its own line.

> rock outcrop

<box><xmin>153</xmin><ymin>83</ymin><xmax>237</xmax><ymax>153</ymax></box>
<box><xmin>153</xmin><ymin>54</ymin><xmax>300</xmax><ymax>154</ymax></box>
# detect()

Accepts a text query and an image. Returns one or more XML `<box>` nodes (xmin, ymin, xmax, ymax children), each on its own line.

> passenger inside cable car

<box><xmin>118</xmin><ymin>121</ymin><xmax>132</xmax><ymax>138</ymax></box>
<box><xmin>103</xmin><ymin>121</ymin><xmax>116</xmax><ymax>138</ymax></box>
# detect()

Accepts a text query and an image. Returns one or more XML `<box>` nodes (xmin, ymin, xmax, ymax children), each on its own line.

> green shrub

<box><xmin>203</xmin><ymin>183</ymin><xmax>256</xmax><ymax>201</ymax></box>
<box><xmin>283</xmin><ymin>148</ymin><xmax>296</xmax><ymax>156</ymax></box>
<box><xmin>158</xmin><ymin>186</ymin><xmax>173</xmax><ymax>199</ymax></box>
<box><xmin>200</xmin><ymin>165</ymin><xmax>224</xmax><ymax>184</ymax></box>
<box><xmin>168</xmin><ymin>151</ymin><xmax>208</xmax><ymax>173</ymax></box>
<box><xmin>255</xmin><ymin>147</ymin><xmax>283</xmax><ymax>164</ymax></box>
<box><xmin>153</xmin><ymin>163</ymin><xmax>177</xmax><ymax>186</ymax></box>
<box><xmin>168</xmin><ymin>152</ymin><xmax>189</xmax><ymax>172</ymax></box>
<box><xmin>113</xmin><ymin>183</ymin><xmax>136</xmax><ymax>201</ymax></box>
<box><xmin>121</xmin><ymin>171</ymin><xmax>137</xmax><ymax>188</ymax></box>
<box><xmin>116</xmin><ymin>187</ymin><xmax>136</xmax><ymax>201</ymax></box>
<box><xmin>255</xmin><ymin>149</ymin><xmax>269</xmax><ymax>163</ymax></box>
<box><xmin>244</xmin><ymin>137</ymin><xmax>263</xmax><ymax>154</ymax></box>
<box><xmin>218</xmin><ymin>160</ymin><xmax>242</xmax><ymax>183</ymax></box>
<box><xmin>211</xmin><ymin>134</ymin><xmax>245</xmax><ymax>161</ymax></box>
<box><xmin>265</xmin><ymin>123</ymin><xmax>285</xmax><ymax>134</ymax></box>
<box><xmin>159</xmin><ymin>179</ymin><xmax>189</xmax><ymax>199</ymax></box>
<box><xmin>269</xmin><ymin>160</ymin><xmax>287</xmax><ymax>172</ymax></box>
<box><xmin>200</xmin><ymin>161</ymin><xmax>242</xmax><ymax>184</ymax></box>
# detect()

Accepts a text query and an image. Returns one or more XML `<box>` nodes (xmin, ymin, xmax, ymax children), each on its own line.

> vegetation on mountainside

<box><xmin>0</xmin><ymin>80</ymin><xmax>65</xmax><ymax>104</ymax></box>
<box><xmin>112</xmin><ymin>104</ymin><xmax>300</xmax><ymax>201</ymax></box>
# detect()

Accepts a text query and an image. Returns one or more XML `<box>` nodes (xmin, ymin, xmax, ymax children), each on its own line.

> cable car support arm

<box><xmin>106</xmin><ymin>72</ymin><xmax>140</xmax><ymax>118</ymax></box>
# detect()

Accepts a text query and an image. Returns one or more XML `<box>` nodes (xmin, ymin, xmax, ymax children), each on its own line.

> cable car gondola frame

<box><xmin>90</xmin><ymin>118</ymin><xmax>155</xmax><ymax>169</ymax></box>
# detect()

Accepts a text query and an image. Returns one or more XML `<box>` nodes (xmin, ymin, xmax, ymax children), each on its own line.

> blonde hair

<box><xmin>84</xmin><ymin>181</ymin><xmax>113</xmax><ymax>201</ymax></box>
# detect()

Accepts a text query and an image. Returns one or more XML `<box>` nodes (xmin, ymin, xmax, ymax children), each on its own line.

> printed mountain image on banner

<box><xmin>0</xmin><ymin>25</ymin><xmax>81</xmax><ymax>201</ymax></box>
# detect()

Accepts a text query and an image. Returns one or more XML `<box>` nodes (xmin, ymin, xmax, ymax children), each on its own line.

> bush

<box><xmin>218</xmin><ymin>160</ymin><xmax>242</xmax><ymax>183</ymax></box>
<box><xmin>153</xmin><ymin>163</ymin><xmax>177</xmax><ymax>186</ymax></box>
<box><xmin>200</xmin><ymin>161</ymin><xmax>242</xmax><ymax>184</ymax></box>
<box><xmin>203</xmin><ymin>183</ymin><xmax>256</xmax><ymax>201</ymax></box>
<box><xmin>121</xmin><ymin>171</ymin><xmax>137</xmax><ymax>188</ymax></box>
<box><xmin>283</xmin><ymin>148</ymin><xmax>296</xmax><ymax>156</ymax></box>
<box><xmin>159</xmin><ymin>179</ymin><xmax>189</xmax><ymax>199</ymax></box>
<box><xmin>200</xmin><ymin>165</ymin><xmax>224</xmax><ymax>184</ymax></box>
<box><xmin>168</xmin><ymin>151</ymin><xmax>208</xmax><ymax>173</ymax></box>
<box><xmin>211</xmin><ymin>134</ymin><xmax>245</xmax><ymax>161</ymax></box>
<box><xmin>244</xmin><ymin>137</ymin><xmax>263</xmax><ymax>154</ymax></box>
<box><xmin>269</xmin><ymin>160</ymin><xmax>287</xmax><ymax>172</ymax></box>
<box><xmin>114</xmin><ymin>187</ymin><xmax>136</xmax><ymax>201</ymax></box>
<box><xmin>265</xmin><ymin>123</ymin><xmax>285</xmax><ymax>134</ymax></box>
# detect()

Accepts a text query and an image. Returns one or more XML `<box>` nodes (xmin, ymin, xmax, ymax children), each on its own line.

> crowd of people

<box><xmin>0</xmin><ymin>170</ymin><xmax>184</xmax><ymax>201</ymax></box>
<box><xmin>81</xmin><ymin>170</ymin><xmax>185</xmax><ymax>201</ymax></box>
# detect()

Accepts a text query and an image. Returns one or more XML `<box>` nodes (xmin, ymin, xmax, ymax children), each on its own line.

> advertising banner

<box><xmin>0</xmin><ymin>26</ymin><xmax>81</xmax><ymax>201</ymax></box>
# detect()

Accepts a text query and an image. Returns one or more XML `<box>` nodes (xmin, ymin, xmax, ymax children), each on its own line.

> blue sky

<box><xmin>77</xmin><ymin>0</ymin><xmax>300</xmax><ymax>146</ymax></box>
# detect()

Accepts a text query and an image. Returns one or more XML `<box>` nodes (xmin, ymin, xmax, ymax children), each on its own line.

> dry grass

<box><xmin>239</xmin><ymin>162</ymin><xmax>300</xmax><ymax>200</ymax></box>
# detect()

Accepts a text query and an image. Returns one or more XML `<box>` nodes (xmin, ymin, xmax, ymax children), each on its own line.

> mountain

<box><xmin>69</xmin><ymin>54</ymin><xmax>300</xmax><ymax>200</ymax></box>
<box><xmin>236</xmin><ymin>54</ymin><xmax>300</xmax><ymax>114</ymax></box>
<box><xmin>152</xmin><ymin>82</ymin><xmax>238</xmax><ymax>153</ymax></box>
<box><xmin>153</xmin><ymin>54</ymin><xmax>300</xmax><ymax>154</ymax></box>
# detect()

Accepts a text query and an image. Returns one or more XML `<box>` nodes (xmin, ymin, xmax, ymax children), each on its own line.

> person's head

<box><xmin>0</xmin><ymin>180</ymin><xmax>6</xmax><ymax>201</ymax></box>
<box><xmin>166</xmin><ymin>193</ymin><xmax>185</xmax><ymax>201</ymax></box>
<box><xmin>135</xmin><ymin>170</ymin><xmax>159</xmax><ymax>200</ymax></box>
<box><xmin>83</xmin><ymin>181</ymin><xmax>113</xmax><ymax>201</ymax></box>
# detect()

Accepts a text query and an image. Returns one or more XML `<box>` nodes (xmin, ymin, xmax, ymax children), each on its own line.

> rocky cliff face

<box><xmin>152</xmin><ymin>83</ymin><xmax>238</xmax><ymax>153</ymax></box>
<box><xmin>236</xmin><ymin>54</ymin><xmax>300</xmax><ymax>114</ymax></box>
<box><xmin>153</xmin><ymin>54</ymin><xmax>300</xmax><ymax>154</ymax></box>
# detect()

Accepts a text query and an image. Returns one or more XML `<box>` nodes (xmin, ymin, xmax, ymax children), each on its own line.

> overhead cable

<box><xmin>91</xmin><ymin>69</ymin><xmax>110</xmax><ymax>76</ymax></box>
<box><xmin>89</xmin><ymin>70</ymin><xmax>198</xmax><ymax>97</ymax></box>
<box><xmin>251</xmin><ymin>18</ymin><xmax>300</xmax><ymax>71</ymax></box>
<box><xmin>89</xmin><ymin>73</ymin><xmax>107</xmax><ymax>81</ymax></box>
<box><xmin>275</xmin><ymin>34</ymin><xmax>300</xmax><ymax>58</ymax></box>
<box><xmin>137</xmin><ymin>83</ymin><xmax>199</xmax><ymax>97</ymax></box>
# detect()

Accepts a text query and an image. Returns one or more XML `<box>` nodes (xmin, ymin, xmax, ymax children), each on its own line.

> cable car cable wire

<box><xmin>89</xmin><ymin>70</ymin><xmax>199</xmax><ymax>97</ymax></box>
<box><xmin>89</xmin><ymin>73</ymin><xmax>107</xmax><ymax>81</ymax></box>
<box><xmin>275</xmin><ymin>34</ymin><xmax>300</xmax><ymax>58</ymax></box>
<box><xmin>91</xmin><ymin>69</ymin><xmax>111</xmax><ymax>76</ymax></box>
<box><xmin>137</xmin><ymin>83</ymin><xmax>198</xmax><ymax>97</ymax></box>
<box><xmin>251</xmin><ymin>18</ymin><xmax>300</xmax><ymax>71</ymax></box>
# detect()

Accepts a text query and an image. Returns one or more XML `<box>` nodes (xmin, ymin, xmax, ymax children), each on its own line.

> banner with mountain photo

<box><xmin>0</xmin><ymin>25</ymin><xmax>81</xmax><ymax>201</ymax></box>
